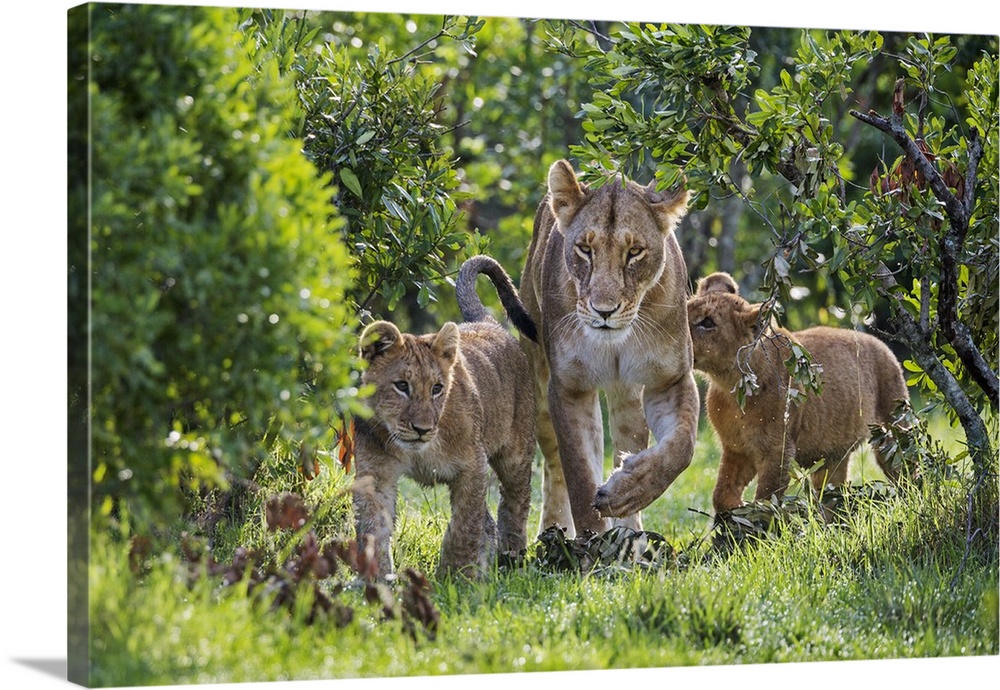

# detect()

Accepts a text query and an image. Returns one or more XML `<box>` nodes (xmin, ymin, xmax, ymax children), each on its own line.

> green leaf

<box><xmin>339</xmin><ymin>167</ymin><xmax>364</xmax><ymax>200</ymax></box>
<box><xmin>773</xmin><ymin>252</ymin><xmax>790</xmax><ymax>278</ymax></box>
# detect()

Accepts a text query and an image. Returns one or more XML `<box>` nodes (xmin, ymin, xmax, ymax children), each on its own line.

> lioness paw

<box><xmin>593</xmin><ymin>487</ymin><xmax>615</xmax><ymax>518</ymax></box>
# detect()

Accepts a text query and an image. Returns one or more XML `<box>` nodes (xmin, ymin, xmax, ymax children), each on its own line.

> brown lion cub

<box><xmin>687</xmin><ymin>272</ymin><xmax>909</xmax><ymax>513</ymax></box>
<box><xmin>353</xmin><ymin>255</ymin><xmax>537</xmax><ymax>579</ymax></box>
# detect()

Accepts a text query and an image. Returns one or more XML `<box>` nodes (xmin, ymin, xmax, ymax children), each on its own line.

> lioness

<box><xmin>687</xmin><ymin>272</ymin><xmax>910</xmax><ymax>513</ymax></box>
<box><xmin>520</xmin><ymin>160</ymin><xmax>698</xmax><ymax>537</ymax></box>
<box><xmin>353</xmin><ymin>255</ymin><xmax>536</xmax><ymax>578</ymax></box>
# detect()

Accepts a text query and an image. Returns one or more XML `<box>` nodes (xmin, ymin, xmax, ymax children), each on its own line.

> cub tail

<box><xmin>456</xmin><ymin>255</ymin><xmax>538</xmax><ymax>343</ymax></box>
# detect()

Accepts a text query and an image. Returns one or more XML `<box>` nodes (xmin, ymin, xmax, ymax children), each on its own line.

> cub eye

<box><xmin>431</xmin><ymin>383</ymin><xmax>444</xmax><ymax>397</ymax></box>
<box><xmin>694</xmin><ymin>316</ymin><xmax>716</xmax><ymax>330</ymax></box>
<box><xmin>393</xmin><ymin>381</ymin><xmax>410</xmax><ymax>396</ymax></box>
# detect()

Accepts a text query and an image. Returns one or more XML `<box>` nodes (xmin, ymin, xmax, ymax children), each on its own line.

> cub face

<box><xmin>547</xmin><ymin>160</ymin><xmax>689</xmax><ymax>337</ymax></box>
<box><xmin>359</xmin><ymin>321</ymin><xmax>459</xmax><ymax>450</ymax></box>
<box><xmin>687</xmin><ymin>272</ymin><xmax>763</xmax><ymax>377</ymax></box>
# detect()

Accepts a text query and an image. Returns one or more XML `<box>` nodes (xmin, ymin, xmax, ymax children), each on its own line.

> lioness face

<box><xmin>547</xmin><ymin>161</ymin><xmax>689</xmax><ymax>339</ymax></box>
<box><xmin>563</xmin><ymin>194</ymin><xmax>668</xmax><ymax>336</ymax></box>
<box><xmin>359</xmin><ymin>321</ymin><xmax>459</xmax><ymax>450</ymax></box>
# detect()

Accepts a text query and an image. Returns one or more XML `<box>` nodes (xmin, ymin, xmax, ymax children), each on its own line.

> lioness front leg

<box><xmin>438</xmin><ymin>461</ymin><xmax>490</xmax><ymax>578</ymax></box>
<box><xmin>547</xmin><ymin>380</ymin><xmax>608</xmax><ymax>534</ymax></box>
<box><xmin>595</xmin><ymin>371</ymin><xmax>699</xmax><ymax>519</ymax></box>
<box><xmin>605</xmin><ymin>383</ymin><xmax>650</xmax><ymax>531</ymax></box>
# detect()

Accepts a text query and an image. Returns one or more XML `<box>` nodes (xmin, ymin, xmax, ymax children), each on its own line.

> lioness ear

<box><xmin>547</xmin><ymin>160</ymin><xmax>587</xmax><ymax>228</ymax></box>
<box><xmin>432</xmin><ymin>322</ymin><xmax>460</xmax><ymax>367</ymax></box>
<box><xmin>645</xmin><ymin>179</ymin><xmax>690</xmax><ymax>233</ymax></box>
<box><xmin>359</xmin><ymin>321</ymin><xmax>402</xmax><ymax>362</ymax></box>
<box><xmin>697</xmin><ymin>272</ymin><xmax>740</xmax><ymax>296</ymax></box>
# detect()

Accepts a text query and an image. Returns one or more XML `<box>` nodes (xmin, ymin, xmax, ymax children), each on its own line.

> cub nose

<box><xmin>411</xmin><ymin>423</ymin><xmax>433</xmax><ymax>437</ymax></box>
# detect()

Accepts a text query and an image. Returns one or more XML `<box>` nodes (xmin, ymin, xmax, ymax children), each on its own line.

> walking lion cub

<box><xmin>687</xmin><ymin>272</ymin><xmax>910</xmax><ymax>513</ymax></box>
<box><xmin>353</xmin><ymin>255</ymin><xmax>536</xmax><ymax>579</ymax></box>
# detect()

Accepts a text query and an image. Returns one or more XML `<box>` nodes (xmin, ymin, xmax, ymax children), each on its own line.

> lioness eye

<box><xmin>575</xmin><ymin>243</ymin><xmax>592</xmax><ymax>259</ymax></box>
<box><xmin>695</xmin><ymin>316</ymin><xmax>716</xmax><ymax>330</ymax></box>
<box><xmin>393</xmin><ymin>381</ymin><xmax>410</xmax><ymax>395</ymax></box>
<box><xmin>431</xmin><ymin>383</ymin><xmax>444</xmax><ymax>396</ymax></box>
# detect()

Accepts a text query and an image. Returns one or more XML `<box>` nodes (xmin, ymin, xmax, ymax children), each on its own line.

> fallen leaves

<box><xmin>712</xmin><ymin>484</ymin><xmax>900</xmax><ymax>554</ymax></box>
<box><xmin>534</xmin><ymin>525</ymin><xmax>676</xmax><ymax>574</ymax></box>
<box><xmin>180</xmin><ymin>491</ymin><xmax>439</xmax><ymax>639</ymax></box>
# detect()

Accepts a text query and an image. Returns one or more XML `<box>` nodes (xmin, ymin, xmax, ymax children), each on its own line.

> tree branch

<box><xmin>871</xmin><ymin>264</ymin><xmax>995</xmax><ymax>477</ymax></box>
<box><xmin>849</xmin><ymin>94</ymin><xmax>998</xmax><ymax>409</ymax></box>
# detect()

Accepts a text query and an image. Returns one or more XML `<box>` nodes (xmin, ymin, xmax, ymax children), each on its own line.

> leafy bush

<box><xmin>243</xmin><ymin>11</ymin><xmax>490</xmax><ymax>326</ymax></box>
<box><xmin>83</xmin><ymin>3</ymin><xmax>361</xmax><ymax>527</ymax></box>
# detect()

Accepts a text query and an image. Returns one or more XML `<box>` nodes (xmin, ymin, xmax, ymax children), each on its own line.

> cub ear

<box><xmin>742</xmin><ymin>303</ymin><xmax>767</xmax><ymax>336</ymax></box>
<box><xmin>547</xmin><ymin>160</ymin><xmax>587</xmax><ymax>228</ymax></box>
<box><xmin>645</xmin><ymin>178</ymin><xmax>690</xmax><ymax>233</ymax></box>
<box><xmin>432</xmin><ymin>322</ymin><xmax>460</xmax><ymax>367</ymax></box>
<box><xmin>359</xmin><ymin>321</ymin><xmax>402</xmax><ymax>363</ymax></box>
<box><xmin>697</xmin><ymin>272</ymin><xmax>740</xmax><ymax>296</ymax></box>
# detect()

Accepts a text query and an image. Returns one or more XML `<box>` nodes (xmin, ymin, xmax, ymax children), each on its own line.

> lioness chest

<box><xmin>550</xmin><ymin>332</ymin><xmax>684</xmax><ymax>389</ymax></box>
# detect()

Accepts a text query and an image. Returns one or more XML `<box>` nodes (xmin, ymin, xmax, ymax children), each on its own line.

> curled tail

<box><xmin>456</xmin><ymin>255</ymin><xmax>539</xmax><ymax>343</ymax></box>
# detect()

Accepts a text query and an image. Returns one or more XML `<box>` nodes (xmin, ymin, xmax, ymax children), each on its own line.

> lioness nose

<box><xmin>592</xmin><ymin>302</ymin><xmax>620</xmax><ymax>320</ymax></box>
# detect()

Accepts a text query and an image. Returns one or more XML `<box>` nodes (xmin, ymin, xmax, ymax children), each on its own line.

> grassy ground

<box><xmin>87</xmin><ymin>408</ymin><xmax>998</xmax><ymax>686</ymax></box>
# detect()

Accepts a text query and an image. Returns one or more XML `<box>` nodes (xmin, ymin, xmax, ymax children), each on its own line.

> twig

<box><xmin>566</xmin><ymin>20</ymin><xmax>610</xmax><ymax>49</ymax></box>
<box><xmin>388</xmin><ymin>16</ymin><xmax>452</xmax><ymax>66</ymax></box>
<box><xmin>849</xmin><ymin>81</ymin><xmax>997</xmax><ymax>409</ymax></box>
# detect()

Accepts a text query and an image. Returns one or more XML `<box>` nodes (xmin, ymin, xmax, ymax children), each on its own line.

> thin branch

<box><xmin>849</xmin><ymin>96</ymin><xmax>998</xmax><ymax>409</ymax></box>
<box><xmin>871</xmin><ymin>262</ymin><xmax>994</xmax><ymax>480</ymax></box>
<box><xmin>388</xmin><ymin>16</ymin><xmax>451</xmax><ymax>66</ymax></box>
<box><xmin>565</xmin><ymin>20</ymin><xmax>611</xmax><ymax>50</ymax></box>
<box><xmin>849</xmin><ymin>105</ymin><xmax>966</xmax><ymax>225</ymax></box>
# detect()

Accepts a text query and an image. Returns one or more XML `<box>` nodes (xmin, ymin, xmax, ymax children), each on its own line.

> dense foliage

<box><xmin>82</xmin><ymin>4</ymin><xmax>362</xmax><ymax>526</ymax></box>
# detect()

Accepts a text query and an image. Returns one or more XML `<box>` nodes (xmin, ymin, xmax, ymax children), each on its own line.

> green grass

<box><xmin>86</xmin><ymin>411</ymin><xmax>998</xmax><ymax>686</ymax></box>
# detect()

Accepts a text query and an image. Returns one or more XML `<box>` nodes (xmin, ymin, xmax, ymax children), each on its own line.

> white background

<box><xmin>2</xmin><ymin>1</ymin><xmax>997</xmax><ymax>688</ymax></box>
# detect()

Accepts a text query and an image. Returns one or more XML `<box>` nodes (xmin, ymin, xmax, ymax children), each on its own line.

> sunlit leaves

<box><xmin>244</xmin><ymin>11</ymin><xmax>486</xmax><ymax>319</ymax></box>
<box><xmin>87</xmin><ymin>5</ymin><xmax>361</xmax><ymax>527</ymax></box>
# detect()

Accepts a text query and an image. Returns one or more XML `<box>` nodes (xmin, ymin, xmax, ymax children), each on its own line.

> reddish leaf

<box><xmin>892</xmin><ymin>77</ymin><xmax>905</xmax><ymax>119</ymax></box>
<box><xmin>265</xmin><ymin>492</ymin><xmax>310</xmax><ymax>532</ymax></box>
<box><xmin>128</xmin><ymin>535</ymin><xmax>153</xmax><ymax>574</ymax></box>
<box><xmin>336</xmin><ymin>417</ymin><xmax>356</xmax><ymax>473</ymax></box>
<box><xmin>401</xmin><ymin>567</ymin><xmax>440</xmax><ymax>639</ymax></box>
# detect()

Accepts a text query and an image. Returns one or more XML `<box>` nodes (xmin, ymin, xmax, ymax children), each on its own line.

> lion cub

<box><xmin>353</xmin><ymin>255</ymin><xmax>536</xmax><ymax>579</ymax></box>
<box><xmin>687</xmin><ymin>272</ymin><xmax>910</xmax><ymax>513</ymax></box>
